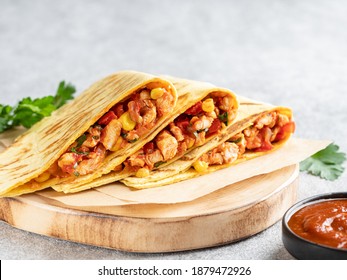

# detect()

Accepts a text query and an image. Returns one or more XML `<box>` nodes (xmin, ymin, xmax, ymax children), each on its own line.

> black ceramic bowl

<box><xmin>282</xmin><ymin>192</ymin><xmax>347</xmax><ymax>260</ymax></box>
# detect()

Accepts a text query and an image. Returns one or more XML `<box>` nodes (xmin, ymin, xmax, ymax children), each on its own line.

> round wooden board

<box><xmin>0</xmin><ymin>165</ymin><xmax>298</xmax><ymax>253</ymax></box>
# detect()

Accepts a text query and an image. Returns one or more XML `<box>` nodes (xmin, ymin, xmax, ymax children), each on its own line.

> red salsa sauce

<box><xmin>288</xmin><ymin>199</ymin><xmax>347</xmax><ymax>249</ymax></box>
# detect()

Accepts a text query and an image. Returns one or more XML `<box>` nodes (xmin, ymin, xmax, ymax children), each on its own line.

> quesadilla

<box><xmin>0</xmin><ymin>71</ymin><xmax>178</xmax><ymax>197</ymax></box>
<box><xmin>55</xmin><ymin>76</ymin><xmax>239</xmax><ymax>193</ymax></box>
<box><xmin>121</xmin><ymin>97</ymin><xmax>295</xmax><ymax>188</ymax></box>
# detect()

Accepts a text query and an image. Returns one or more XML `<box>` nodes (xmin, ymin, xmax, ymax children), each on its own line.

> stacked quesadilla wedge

<box><xmin>0</xmin><ymin>71</ymin><xmax>178</xmax><ymax>197</ymax></box>
<box><xmin>121</xmin><ymin>97</ymin><xmax>295</xmax><ymax>189</ymax></box>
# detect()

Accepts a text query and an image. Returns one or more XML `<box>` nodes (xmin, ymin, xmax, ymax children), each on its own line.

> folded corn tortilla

<box><xmin>0</xmin><ymin>71</ymin><xmax>178</xmax><ymax>197</ymax></box>
<box><xmin>58</xmin><ymin>76</ymin><xmax>239</xmax><ymax>193</ymax></box>
<box><xmin>121</xmin><ymin>97</ymin><xmax>295</xmax><ymax>189</ymax></box>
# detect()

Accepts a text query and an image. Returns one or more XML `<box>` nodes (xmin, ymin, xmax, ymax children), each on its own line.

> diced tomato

<box><xmin>274</xmin><ymin>121</ymin><xmax>295</xmax><ymax>142</ymax></box>
<box><xmin>185</xmin><ymin>101</ymin><xmax>203</xmax><ymax>115</ymax></box>
<box><xmin>98</xmin><ymin>111</ymin><xmax>117</xmax><ymax>126</ymax></box>
<box><xmin>283</xmin><ymin>121</ymin><xmax>295</xmax><ymax>133</ymax></box>
<box><xmin>175</xmin><ymin>119</ymin><xmax>190</xmax><ymax>133</ymax></box>
<box><xmin>214</xmin><ymin>97</ymin><xmax>223</xmax><ymax>107</ymax></box>
<box><xmin>254</xmin><ymin>141</ymin><xmax>273</xmax><ymax>152</ymax></box>
<box><xmin>143</xmin><ymin>142</ymin><xmax>155</xmax><ymax>154</ymax></box>
<box><xmin>111</xmin><ymin>104</ymin><xmax>125</xmax><ymax>118</ymax></box>
<box><xmin>206</xmin><ymin>118</ymin><xmax>221</xmax><ymax>136</ymax></box>
<box><xmin>130</xmin><ymin>93</ymin><xmax>141</xmax><ymax>102</ymax></box>
<box><xmin>175</xmin><ymin>114</ymin><xmax>189</xmax><ymax>123</ymax></box>
<box><xmin>274</xmin><ymin>131</ymin><xmax>285</xmax><ymax>142</ymax></box>
<box><xmin>254</xmin><ymin>127</ymin><xmax>274</xmax><ymax>152</ymax></box>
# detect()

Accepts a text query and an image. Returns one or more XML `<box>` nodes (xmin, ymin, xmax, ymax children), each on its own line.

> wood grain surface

<box><xmin>0</xmin><ymin>165</ymin><xmax>298</xmax><ymax>253</ymax></box>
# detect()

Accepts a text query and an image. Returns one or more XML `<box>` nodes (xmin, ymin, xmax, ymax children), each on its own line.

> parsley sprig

<box><xmin>0</xmin><ymin>81</ymin><xmax>76</xmax><ymax>133</ymax></box>
<box><xmin>300</xmin><ymin>143</ymin><xmax>346</xmax><ymax>181</ymax></box>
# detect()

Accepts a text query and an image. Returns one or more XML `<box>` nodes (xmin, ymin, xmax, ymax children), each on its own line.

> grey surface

<box><xmin>0</xmin><ymin>0</ymin><xmax>346</xmax><ymax>260</ymax></box>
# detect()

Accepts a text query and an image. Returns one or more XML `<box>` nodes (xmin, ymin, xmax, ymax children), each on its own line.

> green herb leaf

<box><xmin>53</xmin><ymin>81</ymin><xmax>76</xmax><ymax>108</ymax></box>
<box><xmin>0</xmin><ymin>105</ymin><xmax>13</xmax><ymax>132</ymax></box>
<box><xmin>0</xmin><ymin>81</ymin><xmax>76</xmax><ymax>133</ymax></box>
<box><xmin>70</xmin><ymin>147</ymin><xmax>89</xmax><ymax>155</ymax></box>
<box><xmin>154</xmin><ymin>161</ymin><xmax>166</xmax><ymax>168</ymax></box>
<box><xmin>128</xmin><ymin>138</ymin><xmax>138</xmax><ymax>143</ymax></box>
<box><xmin>300</xmin><ymin>143</ymin><xmax>346</xmax><ymax>181</ymax></box>
<box><xmin>13</xmin><ymin>96</ymin><xmax>56</xmax><ymax>128</ymax></box>
<box><xmin>218</xmin><ymin>112</ymin><xmax>228</xmax><ymax>125</ymax></box>
<box><xmin>231</xmin><ymin>137</ymin><xmax>242</xmax><ymax>144</ymax></box>
<box><xmin>76</xmin><ymin>134</ymin><xmax>87</xmax><ymax>148</ymax></box>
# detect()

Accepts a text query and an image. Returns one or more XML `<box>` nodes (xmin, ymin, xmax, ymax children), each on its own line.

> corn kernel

<box><xmin>192</xmin><ymin>160</ymin><xmax>209</xmax><ymax>173</ymax></box>
<box><xmin>150</xmin><ymin>88</ymin><xmax>165</xmax><ymax>99</ymax></box>
<box><xmin>34</xmin><ymin>171</ymin><xmax>51</xmax><ymax>183</ymax></box>
<box><xmin>136</xmin><ymin>167</ymin><xmax>150</xmax><ymax>178</ymax></box>
<box><xmin>110</xmin><ymin>136</ymin><xmax>124</xmax><ymax>152</ymax></box>
<box><xmin>187</xmin><ymin>138</ymin><xmax>195</xmax><ymax>149</ymax></box>
<box><xmin>119</xmin><ymin>112</ymin><xmax>136</xmax><ymax>131</ymax></box>
<box><xmin>202</xmin><ymin>98</ymin><xmax>215</xmax><ymax>113</ymax></box>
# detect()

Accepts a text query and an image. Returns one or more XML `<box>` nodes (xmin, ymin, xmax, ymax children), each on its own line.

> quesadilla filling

<box><xmin>192</xmin><ymin>111</ymin><xmax>295</xmax><ymax>173</ymax></box>
<box><xmin>31</xmin><ymin>84</ymin><xmax>175</xmax><ymax>183</ymax></box>
<box><xmin>124</xmin><ymin>92</ymin><xmax>237</xmax><ymax>177</ymax></box>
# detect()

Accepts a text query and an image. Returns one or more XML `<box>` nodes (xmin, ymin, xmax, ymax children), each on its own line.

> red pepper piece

<box><xmin>143</xmin><ymin>142</ymin><xmax>155</xmax><ymax>154</ymax></box>
<box><xmin>98</xmin><ymin>111</ymin><xmax>117</xmax><ymax>126</ymax></box>
<box><xmin>111</xmin><ymin>104</ymin><xmax>125</xmax><ymax>118</ymax></box>
<box><xmin>185</xmin><ymin>101</ymin><xmax>203</xmax><ymax>115</ymax></box>
<box><xmin>206</xmin><ymin>118</ymin><xmax>221</xmax><ymax>136</ymax></box>
<box><xmin>274</xmin><ymin>121</ymin><xmax>295</xmax><ymax>142</ymax></box>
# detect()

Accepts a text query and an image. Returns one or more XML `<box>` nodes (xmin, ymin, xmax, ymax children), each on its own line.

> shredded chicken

<box><xmin>128</xmin><ymin>100</ymin><xmax>143</xmax><ymax>124</ymax></box>
<box><xmin>244</xmin><ymin>127</ymin><xmax>262</xmax><ymax>149</ymax></box>
<box><xmin>57</xmin><ymin>153</ymin><xmax>82</xmax><ymax>175</ymax></box>
<box><xmin>254</xmin><ymin>112</ymin><xmax>277</xmax><ymax>129</ymax></box>
<box><xmin>230</xmin><ymin>133</ymin><xmax>246</xmax><ymax>155</ymax></box>
<box><xmin>156</xmin><ymin>91</ymin><xmax>175</xmax><ymax>116</ymax></box>
<box><xmin>100</xmin><ymin>119</ymin><xmax>122</xmax><ymax>150</ymax></box>
<box><xmin>124</xmin><ymin>130</ymin><xmax>139</xmax><ymax>142</ymax></box>
<box><xmin>139</xmin><ymin>89</ymin><xmax>150</xmax><ymax>100</ymax></box>
<box><xmin>219</xmin><ymin>96</ymin><xmax>233</xmax><ymax>111</ymax></box>
<box><xmin>75</xmin><ymin>145</ymin><xmax>106</xmax><ymax>175</ymax></box>
<box><xmin>270</xmin><ymin>126</ymin><xmax>281</xmax><ymax>141</ymax></box>
<box><xmin>177</xmin><ymin>141</ymin><xmax>188</xmax><ymax>156</ymax></box>
<box><xmin>156</xmin><ymin>130</ymin><xmax>178</xmax><ymax>161</ymax></box>
<box><xmin>169</xmin><ymin>123</ymin><xmax>185</xmax><ymax>141</ymax></box>
<box><xmin>262</xmin><ymin>127</ymin><xmax>272</xmax><ymax>145</ymax></box>
<box><xmin>202</xmin><ymin>152</ymin><xmax>223</xmax><ymax>165</ymax></box>
<box><xmin>145</xmin><ymin>149</ymin><xmax>164</xmax><ymax>169</ymax></box>
<box><xmin>194</xmin><ymin>131</ymin><xmax>206</xmax><ymax>146</ymax></box>
<box><xmin>128</xmin><ymin>153</ymin><xmax>146</xmax><ymax>168</ymax></box>
<box><xmin>82</xmin><ymin>127</ymin><xmax>101</xmax><ymax>148</ymax></box>
<box><xmin>277</xmin><ymin>113</ymin><xmax>290</xmax><ymax>126</ymax></box>
<box><xmin>142</xmin><ymin>100</ymin><xmax>157</xmax><ymax>125</ymax></box>
<box><xmin>220</xmin><ymin>143</ymin><xmax>239</xmax><ymax>163</ymax></box>
<box><xmin>200</xmin><ymin>142</ymin><xmax>239</xmax><ymax>166</ymax></box>
<box><xmin>191</xmin><ymin>115</ymin><xmax>214</xmax><ymax>131</ymax></box>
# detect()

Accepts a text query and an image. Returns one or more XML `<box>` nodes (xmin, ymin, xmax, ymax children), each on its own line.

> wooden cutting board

<box><xmin>0</xmin><ymin>165</ymin><xmax>298</xmax><ymax>253</ymax></box>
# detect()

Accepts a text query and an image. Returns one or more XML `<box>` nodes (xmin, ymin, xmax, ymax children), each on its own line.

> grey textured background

<box><xmin>0</xmin><ymin>0</ymin><xmax>346</xmax><ymax>259</ymax></box>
